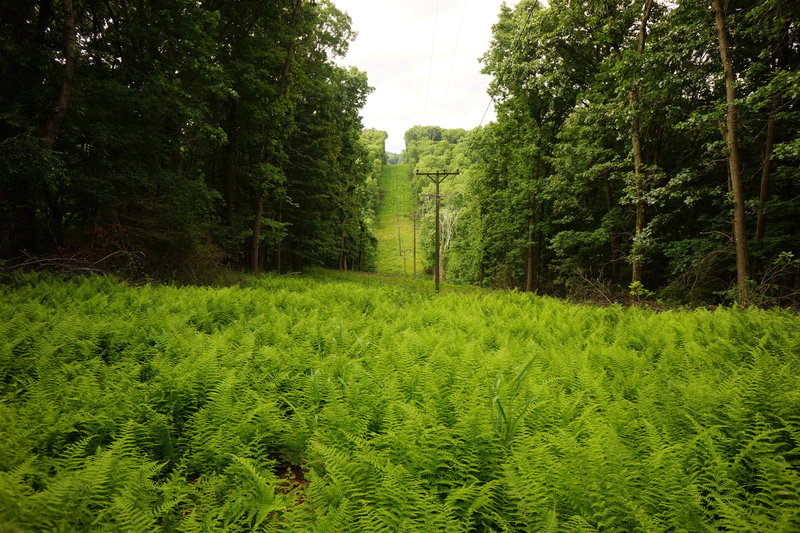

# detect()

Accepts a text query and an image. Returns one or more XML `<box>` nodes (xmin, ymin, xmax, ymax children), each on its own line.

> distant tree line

<box><xmin>0</xmin><ymin>0</ymin><xmax>380</xmax><ymax>279</ymax></box>
<box><xmin>407</xmin><ymin>0</ymin><xmax>799</xmax><ymax>305</ymax></box>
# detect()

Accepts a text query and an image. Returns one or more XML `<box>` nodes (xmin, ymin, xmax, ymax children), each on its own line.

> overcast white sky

<box><xmin>332</xmin><ymin>0</ymin><xmax>519</xmax><ymax>153</ymax></box>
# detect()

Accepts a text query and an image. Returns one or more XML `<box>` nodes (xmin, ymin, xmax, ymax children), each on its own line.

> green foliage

<box><xmin>629</xmin><ymin>280</ymin><xmax>655</xmax><ymax>299</ymax></box>
<box><xmin>0</xmin><ymin>0</ymin><xmax>376</xmax><ymax>277</ymax></box>
<box><xmin>1</xmin><ymin>272</ymin><xmax>799</xmax><ymax>530</ymax></box>
<box><xmin>434</xmin><ymin>0</ymin><xmax>800</xmax><ymax>302</ymax></box>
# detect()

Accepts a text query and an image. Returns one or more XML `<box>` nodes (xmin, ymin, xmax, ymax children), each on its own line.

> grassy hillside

<box><xmin>1</xmin><ymin>271</ymin><xmax>799</xmax><ymax>531</ymax></box>
<box><xmin>374</xmin><ymin>164</ymin><xmax>425</xmax><ymax>277</ymax></box>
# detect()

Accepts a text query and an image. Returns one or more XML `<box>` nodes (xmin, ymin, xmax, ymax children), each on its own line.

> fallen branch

<box><xmin>1</xmin><ymin>250</ymin><xmax>137</xmax><ymax>274</ymax></box>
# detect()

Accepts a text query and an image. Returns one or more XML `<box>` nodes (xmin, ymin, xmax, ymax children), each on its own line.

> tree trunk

<box><xmin>276</xmin><ymin>200</ymin><xmax>283</xmax><ymax>273</ymax></box>
<box><xmin>525</xmin><ymin>157</ymin><xmax>541</xmax><ymax>292</ymax></box>
<box><xmin>359</xmin><ymin>222</ymin><xmax>365</xmax><ymax>271</ymax></box>
<box><xmin>604</xmin><ymin>172</ymin><xmax>620</xmax><ymax>283</ymax></box>
<box><xmin>339</xmin><ymin>224</ymin><xmax>347</xmax><ymax>271</ymax></box>
<box><xmin>42</xmin><ymin>0</ymin><xmax>77</xmax><ymax>151</ymax></box>
<box><xmin>525</xmin><ymin>193</ymin><xmax>536</xmax><ymax>292</ymax></box>
<box><xmin>629</xmin><ymin>0</ymin><xmax>654</xmax><ymax>285</ymax></box>
<box><xmin>756</xmin><ymin>106</ymin><xmax>776</xmax><ymax>245</ymax></box>
<box><xmin>222</xmin><ymin>104</ymin><xmax>237</xmax><ymax>228</ymax></box>
<box><xmin>297</xmin><ymin>236</ymin><xmax>305</xmax><ymax>272</ymax></box>
<box><xmin>712</xmin><ymin>0</ymin><xmax>750</xmax><ymax>302</ymax></box>
<box><xmin>630</xmin><ymin>119</ymin><xmax>646</xmax><ymax>284</ymax></box>
<box><xmin>537</xmin><ymin>201</ymin><xmax>545</xmax><ymax>289</ymax></box>
<box><xmin>40</xmin><ymin>0</ymin><xmax>78</xmax><ymax>247</ymax></box>
<box><xmin>251</xmin><ymin>194</ymin><xmax>264</xmax><ymax>274</ymax></box>
<box><xmin>757</xmin><ymin>21</ymin><xmax>791</xmax><ymax>247</ymax></box>
<box><xmin>171</xmin><ymin>145</ymin><xmax>182</xmax><ymax>179</ymax></box>
<box><xmin>279</xmin><ymin>0</ymin><xmax>302</xmax><ymax>96</ymax></box>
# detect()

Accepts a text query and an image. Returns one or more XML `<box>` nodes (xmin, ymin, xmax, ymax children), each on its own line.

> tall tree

<box><xmin>41</xmin><ymin>0</ymin><xmax>76</xmax><ymax>153</ymax></box>
<box><xmin>629</xmin><ymin>0</ymin><xmax>655</xmax><ymax>284</ymax></box>
<box><xmin>0</xmin><ymin>0</ymin><xmax>375</xmax><ymax>279</ymax></box>
<box><xmin>251</xmin><ymin>0</ymin><xmax>304</xmax><ymax>274</ymax></box>
<box><xmin>712</xmin><ymin>0</ymin><xmax>750</xmax><ymax>302</ymax></box>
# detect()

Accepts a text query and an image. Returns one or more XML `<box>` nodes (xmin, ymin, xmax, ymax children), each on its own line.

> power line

<box><xmin>422</xmin><ymin>0</ymin><xmax>440</xmax><ymax>125</ymax></box>
<box><xmin>478</xmin><ymin>2</ymin><xmax>536</xmax><ymax>127</ymax></box>
<box><xmin>460</xmin><ymin>70</ymin><xmax>481</xmax><ymax>129</ymax></box>
<box><xmin>442</xmin><ymin>0</ymin><xmax>470</xmax><ymax>111</ymax></box>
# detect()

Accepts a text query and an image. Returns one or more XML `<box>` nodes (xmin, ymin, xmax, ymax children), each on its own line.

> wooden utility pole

<box><xmin>416</xmin><ymin>170</ymin><xmax>460</xmax><ymax>292</ymax></box>
<box><xmin>400</xmin><ymin>248</ymin><xmax>409</xmax><ymax>276</ymax></box>
<box><xmin>396</xmin><ymin>208</ymin><xmax>402</xmax><ymax>254</ymax></box>
<box><xmin>403</xmin><ymin>206</ymin><xmax>420</xmax><ymax>277</ymax></box>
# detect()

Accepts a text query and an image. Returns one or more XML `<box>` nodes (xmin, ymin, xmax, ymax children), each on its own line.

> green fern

<box><xmin>1</xmin><ymin>272</ymin><xmax>799</xmax><ymax>530</ymax></box>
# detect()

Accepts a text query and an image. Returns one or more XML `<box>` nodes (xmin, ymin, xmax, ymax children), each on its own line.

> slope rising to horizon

<box><xmin>374</xmin><ymin>164</ymin><xmax>426</xmax><ymax>277</ymax></box>
<box><xmin>1</xmin><ymin>271</ymin><xmax>799</xmax><ymax>530</ymax></box>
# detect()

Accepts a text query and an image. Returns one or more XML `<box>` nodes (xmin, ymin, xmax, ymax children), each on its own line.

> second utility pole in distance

<box><xmin>403</xmin><ymin>205</ymin><xmax>420</xmax><ymax>277</ymax></box>
<box><xmin>416</xmin><ymin>169</ymin><xmax>460</xmax><ymax>293</ymax></box>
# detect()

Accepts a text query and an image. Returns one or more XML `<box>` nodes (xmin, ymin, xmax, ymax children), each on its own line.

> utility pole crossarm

<box><xmin>416</xmin><ymin>171</ymin><xmax>461</xmax><ymax>180</ymax></box>
<box><xmin>415</xmin><ymin>169</ymin><xmax>460</xmax><ymax>293</ymax></box>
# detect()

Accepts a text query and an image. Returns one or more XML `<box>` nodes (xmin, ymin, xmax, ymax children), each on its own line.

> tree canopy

<box><xmin>0</xmin><ymin>0</ymin><xmax>378</xmax><ymax>279</ymax></box>
<box><xmin>402</xmin><ymin>0</ymin><xmax>799</xmax><ymax>305</ymax></box>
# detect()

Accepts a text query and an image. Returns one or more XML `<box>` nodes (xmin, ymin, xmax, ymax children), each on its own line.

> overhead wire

<box><xmin>442</xmin><ymin>0</ymin><xmax>470</xmax><ymax>117</ymax></box>
<box><xmin>459</xmin><ymin>71</ymin><xmax>481</xmax><ymax>129</ymax></box>
<box><xmin>422</xmin><ymin>0</ymin><xmax>441</xmax><ymax>128</ymax></box>
<box><xmin>478</xmin><ymin>1</ymin><xmax>535</xmax><ymax>127</ymax></box>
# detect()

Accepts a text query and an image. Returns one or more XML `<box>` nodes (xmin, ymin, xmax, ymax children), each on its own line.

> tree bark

<box><xmin>40</xmin><ymin>0</ymin><xmax>77</xmax><ymax>247</ymax></box>
<box><xmin>525</xmin><ymin>157</ymin><xmax>541</xmax><ymax>292</ymax></box>
<box><xmin>279</xmin><ymin>0</ymin><xmax>302</xmax><ymax>96</ymax></box>
<box><xmin>339</xmin><ymin>224</ymin><xmax>347</xmax><ymax>271</ymax></box>
<box><xmin>525</xmin><ymin>192</ymin><xmax>536</xmax><ymax>292</ymax></box>
<box><xmin>537</xmin><ymin>201</ymin><xmax>545</xmax><ymax>288</ymax></box>
<box><xmin>629</xmin><ymin>0</ymin><xmax>654</xmax><ymax>284</ymax></box>
<box><xmin>712</xmin><ymin>0</ymin><xmax>750</xmax><ymax>302</ymax></box>
<box><xmin>756</xmin><ymin>106</ymin><xmax>776</xmax><ymax>245</ymax></box>
<box><xmin>276</xmin><ymin>200</ymin><xmax>283</xmax><ymax>273</ymax></box>
<box><xmin>42</xmin><ymin>0</ymin><xmax>77</xmax><ymax>151</ymax></box>
<box><xmin>604</xmin><ymin>172</ymin><xmax>620</xmax><ymax>283</ymax></box>
<box><xmin>359</xmin><ymin>222</ymin><xmax>365</xmax><ymax>271</ymax></box>
<box><xmin>250</xmin><ymin>194</ymin><xmax>264</xmax><ymax>274</ymax></box>
<box><xmin>757</xmin><ymin>21</ymin><xmax>790</xmax><ymax>247</ymax></box>
<box><xmin>222</xmin><ymin>103</ymin><xmax>237</xmax><ymax>228</ymax></box>
<box><xmin>171</xmin><ymin>144</ymin><xmax>182</xmax><ymax>179</ymax></box>
<box><xmin>630</xmin><ymin>127</ymin><xmax>646</xmax><ymax>284</ymax></box>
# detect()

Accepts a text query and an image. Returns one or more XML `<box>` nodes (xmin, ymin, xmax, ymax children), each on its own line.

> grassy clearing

<box><xmin>1</xmin><ymin>271</ymin><xmax>799</xmax><ymax>531</ymax></box>
<box><xmin>374</xmin><ymin>164</ymin><xmax>425</xmax><ymax>277</ymax></box>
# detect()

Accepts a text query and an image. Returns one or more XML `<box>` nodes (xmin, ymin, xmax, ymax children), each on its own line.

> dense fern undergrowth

<box><xmin>1</xmin><ymin>272</ymin><xmax>799</xmax><ymax>532</ymax></box>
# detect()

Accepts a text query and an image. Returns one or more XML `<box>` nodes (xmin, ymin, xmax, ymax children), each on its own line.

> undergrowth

<box><xmin>1</xmin><ymin>271</ymin><xmax>798</xmax><ymax>531</ymax></box>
